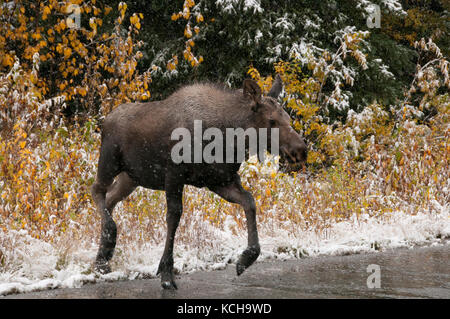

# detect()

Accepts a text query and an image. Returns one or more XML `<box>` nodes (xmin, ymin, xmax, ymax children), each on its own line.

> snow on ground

<box><xmin>1</xmin><ymin>205</ymin><xmax>448</xmax><ymax>296</ymax></box>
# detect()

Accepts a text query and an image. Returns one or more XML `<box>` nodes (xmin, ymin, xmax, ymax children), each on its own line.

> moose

<box><xmin>91</xmin><ymin>75</ymin><xmax>307</xmax><ymax>289</ymax></box>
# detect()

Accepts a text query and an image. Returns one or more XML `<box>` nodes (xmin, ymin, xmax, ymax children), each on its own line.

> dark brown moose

<box><xmin>91</xmin><ymin>75</ymin><xmax>307</xmax><ymax>289</ymax></box>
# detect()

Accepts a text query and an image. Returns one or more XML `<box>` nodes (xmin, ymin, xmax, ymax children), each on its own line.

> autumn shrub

<box><xmin>0</xmin><ymin>60</ymin><xmax>98</xmax><ymax>240</ymax></box>
<box><xmin>167</xmin><ymin>0</ymin><xmax>205</xmax><ymax>71</ymax></box>
<box><xmin>0</xmin><ymin>0</ymin><xmax>151</xmax><ymax>117</ymax></box>
<box><xmin>0</xmin><ymin>1</ymin><xmax>152</xmax><ymax>244</ymax></box>
<box><xmin>242</xmin><ymin>36</ymin><xmax>449</xmax><ymax>232</ymax></box>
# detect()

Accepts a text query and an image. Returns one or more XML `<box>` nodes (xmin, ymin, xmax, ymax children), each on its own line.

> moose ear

<box><xmin>267</xmin><ymin>74</ymin><xmax>283</xmax><ymax>99</ymax></box>
<box><xmin>243</xmin><ymin>79</ymin><xmax>262</xmax><ymax>107</ymax></box>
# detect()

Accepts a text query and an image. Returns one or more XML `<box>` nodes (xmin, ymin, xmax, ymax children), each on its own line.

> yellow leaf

<box><xmin>19</xmin><ymin>141</ymin><xmax>26</xmax><ymax>149</ymax></box>
<box><xmin>1</xmin><ymin>54</ymin><xmax>13</xmax><ymax>67</ymax></box>
<box><xmin>184</xmin><ymin>25</ymin><xmax>192</xmax><ymax>38</ymax></box>
<box><xmin>63</xmin><ymin>47</ymin><xmax>72</xmax><ymax>59</ymax></box>
<box><xmin>89</xmin><ymin>18</ymin><xmax>97</xmax><ymax>29</ymax></box>
<box><xmin>30</xmin><ymin>73</ymin><xmax>37</xmax><ymax>84</ymax></box>
<box><xmin>60</xmin><ymin>20</ymin><xmax>67</xmax><ymax>31</ymax></box>
<box><xmin>78</xmin><ymin>87</ymin><xmax>87</xmax><ymax>97</ymax></box>
<box><xmin>43</xmin><ymin>6</ymin><xmax>51</xmax><ymax>19</ymax></box>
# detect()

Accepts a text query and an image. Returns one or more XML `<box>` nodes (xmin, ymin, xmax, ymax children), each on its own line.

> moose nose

<box><xmin>294</xmin><ymin>144</ymin><xmax>307</xmax><ymax>163</ymax></box>
<box><xmin>282</xmin><ymin>142</ymin><xmax>307</xmax><ymax>164</ymax></box>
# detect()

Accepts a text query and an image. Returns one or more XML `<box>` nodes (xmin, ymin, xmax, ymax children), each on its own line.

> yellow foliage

<box><xmin>0</xmin><ymin>1</ymin><xmax>151</xmax><ymax>116</ymax></box>
<box><xmin>2</xmin><ymin>54</ymin><xmax>14</xmax><ymax>67</ymax></box>
<box><xmin>168</xmin><ymin>0</ymin><xmax>204</xmax><ymax>70</ymax></box>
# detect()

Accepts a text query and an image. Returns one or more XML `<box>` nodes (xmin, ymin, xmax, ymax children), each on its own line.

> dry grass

<box><xmin>1</xmin><ymin>105</ymin><xmax>448</xmax><ymax>275</ymax></box>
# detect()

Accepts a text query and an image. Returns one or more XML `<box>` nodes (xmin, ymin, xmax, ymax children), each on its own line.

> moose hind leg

<box><xmin>92</xmin><ymin>179</ymin><xmax>117</xmax><ymax>274</ymax></box>
<box><xmin>105</xmin><ymin>172</ymin><xmax>136</xmax><ymax>212</ymax></box>
<box><xmin>91</xmin><ymin>143</ymin><xmax>122</xmax><ymax>274</ymax></box>
<box><xmin>210</xmin><ymin>175</ymin><xmax>260</xmax><ymax>276</ymax></box>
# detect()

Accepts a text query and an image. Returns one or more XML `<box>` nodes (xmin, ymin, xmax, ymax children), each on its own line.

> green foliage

<box><xmin>133</xmin><ymin>0</ymin><xmax>439</xmax><ymax>111</ymax></box>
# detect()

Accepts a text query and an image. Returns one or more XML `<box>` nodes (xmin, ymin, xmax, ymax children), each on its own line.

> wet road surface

<box><xmin>3</xmin><ymin>244</ymin><xmax>449</xmax><ymax>299</ymax></box>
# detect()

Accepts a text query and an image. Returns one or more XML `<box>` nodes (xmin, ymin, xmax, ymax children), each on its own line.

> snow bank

<box><xmin>1</xmin><ymin>206</ymin><xmax>448</xmax><ymax>296</ymax></box>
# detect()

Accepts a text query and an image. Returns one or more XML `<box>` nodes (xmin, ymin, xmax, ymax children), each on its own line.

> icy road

<box><xmin>3</xmin><ymin>244</ymin><xmax>449</xmax><ymax>299</ymax></box>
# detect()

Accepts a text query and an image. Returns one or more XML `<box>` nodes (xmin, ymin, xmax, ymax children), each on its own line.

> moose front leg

<box><xmin>210</xmin><ymin>175</ymin><xmax>260</xmax><ymax>276</ymax></box>
<box><xmin>157</xmin><ymin>178</ymin><xmax>184</xmax><ymax>289</ymax></box>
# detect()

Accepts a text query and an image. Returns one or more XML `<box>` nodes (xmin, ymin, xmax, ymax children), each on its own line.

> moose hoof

<box><xmin>160</xmin><ymin>272</ymin><xmax>178</xmax><ymax>290</ymax></box>
<box><xmin>157</xmin><ymin>258</ymin><xmax>177</xmax><ymax>289</ymax></box>
<box><xmin>236</xmin><ymin>263</ymin><xmax>246</xmax><ymax>276</ymax></box>
<box><xmin>236</xmin><ymin>245</ymin><xmax>260</xmax><ymax>276</ymax></box>
<box><xmin>161</xmin><ymin>279</ymin><xmax>178</xmax><ymax>290</ymax></box>
<box><xmin>94</xmin><ymin>260</ymin><xmax>111</xmax><ymax>274</ymax></box>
